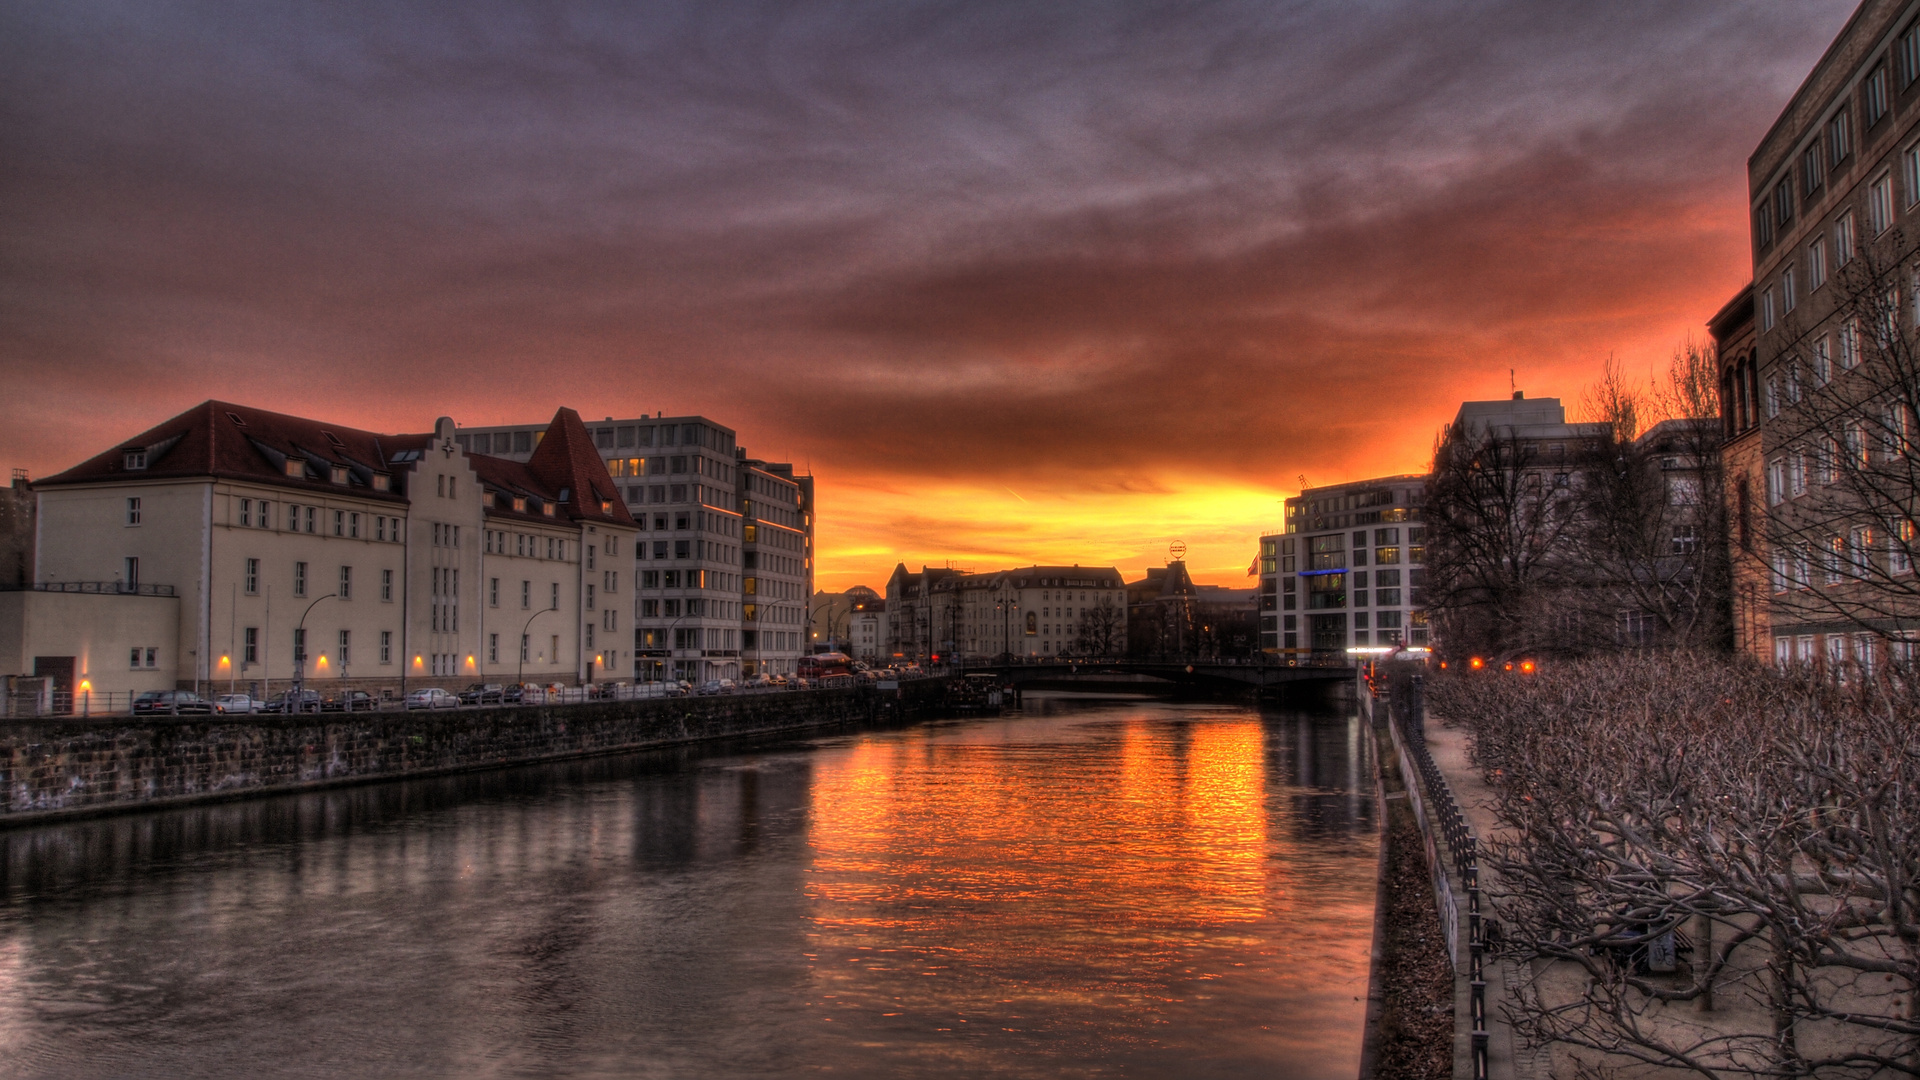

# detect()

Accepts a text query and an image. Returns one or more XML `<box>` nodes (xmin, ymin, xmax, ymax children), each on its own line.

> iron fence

<box><xmin>1386</xmin><ymin>676</ymin><xmax>1489</xmax><ymax>1080</ymax></box>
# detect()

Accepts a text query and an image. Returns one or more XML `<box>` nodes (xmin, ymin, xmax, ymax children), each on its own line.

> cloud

<box><xmin>0</xmin><ymin>0</ymin><xmax>1855</xmax><ymax>588</ymax></box>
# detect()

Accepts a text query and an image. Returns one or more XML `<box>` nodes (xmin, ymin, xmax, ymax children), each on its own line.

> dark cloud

<box><xmin>0</xmin><ymin>0</ymin><xmax>1854</xmax><ymax>582</ymax></box>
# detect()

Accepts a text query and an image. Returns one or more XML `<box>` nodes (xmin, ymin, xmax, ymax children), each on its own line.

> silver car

<box><xmin>216</xmin><ymin>694</ymin><xmax>265</xmax><ymax>714</ymax></box>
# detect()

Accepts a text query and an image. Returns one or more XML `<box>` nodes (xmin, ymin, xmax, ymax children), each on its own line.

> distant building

<box><xmin>810</xmin><ymin>584</ymin><xmax>878</xmax><ymax>654</ymax></box>
<box><xmin>849</xmin><ymin>596</ymin><xmax>886</xmax><ymax>663</ymax></box>
<box><xmin>0</xmin><ymin>470</ymin><xmax>32</xmax><ymax>588</ymax></box>
<box><xmin>1712</xmin><ymin>284</ymin><xmax>1767</xmax><ymax>661</ymax></box>
<box><xmin>883</xmin><ymin>565</ymin><xmax>968</xmax><ymax>660</ymax></box>
<box><xmin>1124</xmin><ymin>560</ymin><xmax>1256</xmax><ymax>659</ymax></box>
<box><xmin>1262</xmin><ymin>473</ymin><xmax>1430</xmax><ymax>659</ymax></box>
<box><xmin>883</xmin><ymin>563</ymin><xmax>1127</xmax><ymax>662</ymax></box>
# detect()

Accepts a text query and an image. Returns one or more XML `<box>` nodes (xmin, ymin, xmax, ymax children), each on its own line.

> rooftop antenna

<box><xmin>1297</xmin><ymin>473</ymin><xmax>1308</xmax><ymax>490</ymax></box>
<box><xmin>1509</xmin><ymin>368</ymin><xmax>1516</xmax><ymax>395</ymax></box>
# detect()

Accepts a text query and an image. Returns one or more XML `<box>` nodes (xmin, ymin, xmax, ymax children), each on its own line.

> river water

<box><xmin>0</xmin><ymin>695</ymin><xmax>1377</xmax><ymax>1079</ymax></box>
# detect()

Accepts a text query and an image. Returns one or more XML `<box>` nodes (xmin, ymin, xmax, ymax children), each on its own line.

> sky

<box><xmin>0</xmin><ymin>0</ymin><xmax>1857</xmax><ymax>591</ymax></box>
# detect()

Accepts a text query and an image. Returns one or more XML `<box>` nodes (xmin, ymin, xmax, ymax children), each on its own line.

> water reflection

<box><xmin>0</xmin><ymin>697</ymin><xmax>1375</xmax><ymax>1079</ymax></box>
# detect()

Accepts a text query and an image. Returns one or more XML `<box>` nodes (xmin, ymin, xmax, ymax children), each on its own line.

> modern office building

<box><xmin>12</xmin><ymin>401</ymin><xmax>635</xmax><ymax>703</ymax></box>
<box><xmin>1260</xmin><ymin>473</ymin><xmax>1429</xmax><ymax>658</ymax></box>
<box><xmin>1715</xmin><ymin>0</ymin><xmax>1920</xmax><ymax>670</ymax></box>
<box><xmin>455</xmin><ymin>415</ymin><xmax>813</xmax><ymax>683</ymax></box>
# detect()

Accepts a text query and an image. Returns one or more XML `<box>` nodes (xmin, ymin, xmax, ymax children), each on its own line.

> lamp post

<box><xmin>516</xmin><ymin>604</ymin><xmax>556</xmax><ymax>689</ymax></box>
<box><xmin>996</xmin><ymin>591</ymin><xmax>1019</xmax><ymax>664</ymax></box>
<box><xmin>292</xmin><ymin>593</ymin><xmax>337</xmax><ymax>702</ymax></box>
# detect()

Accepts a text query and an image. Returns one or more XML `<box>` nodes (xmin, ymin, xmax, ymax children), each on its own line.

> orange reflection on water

<box><xmin>799</xmin><ymin>707</ymin><xmax>1369</xmax><ymax>1076</ymax></box>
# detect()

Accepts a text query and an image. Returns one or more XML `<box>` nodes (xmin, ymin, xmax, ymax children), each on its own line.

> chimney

<box><xmin>1512</xmin><ymin>390</ymin><xmax>1524</xmax><ymax>400</ymax></box>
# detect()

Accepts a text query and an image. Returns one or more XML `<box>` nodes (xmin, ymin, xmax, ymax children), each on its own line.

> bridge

<box><xmin>956</xmin><ymin>657</ymin><xmax>1358</xmax><ymax>695</ymax></box>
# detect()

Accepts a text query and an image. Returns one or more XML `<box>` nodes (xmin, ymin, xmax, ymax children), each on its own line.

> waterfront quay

<box><xmin>0</xmin><ymin>680</ymin><xmax>954</xmax><ymax>825</ymax></box>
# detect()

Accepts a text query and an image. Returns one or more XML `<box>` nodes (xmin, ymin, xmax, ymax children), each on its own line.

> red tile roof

<box><xmin>37</xmin><ymin>400</ymin><xmax>411</xmax><ymax>503</ymax></box>
<box><xmin>523</xmin><ymin>407</ymin><xmax>636</xmax><ymax>528</ymax></box>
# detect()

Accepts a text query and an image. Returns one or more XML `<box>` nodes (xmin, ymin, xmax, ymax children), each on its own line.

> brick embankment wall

<box><xmin>0</xmin><ymin>681</ymin><xmax>951</xmax><ymax>825</ymax></box>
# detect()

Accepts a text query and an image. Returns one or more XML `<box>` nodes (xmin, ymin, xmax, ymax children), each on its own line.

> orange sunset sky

<box><xmin>0</xmin><ymin>1</ymin><xmax>1858</xmax><ymax>592</ymax></box>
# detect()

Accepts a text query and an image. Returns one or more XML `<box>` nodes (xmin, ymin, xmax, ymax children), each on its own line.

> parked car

<box><xmin>405</xmin><ymin>687</ymin><xmax>459</xmax><ymax>710</ymax></box>
<box><xmin>500</xmin><ymin>683</ymin><xmax>528</xmax><ymax>704</ymax></box>
<box><xmin>133</xmin><ymin>690</ymin><xmax>217</xmax><ymax>716</ymax></box>
<box><xmin>321</xmin><ymin>690</ymin><xmax>375</xmax><ymax>712</ymax></box>
<box><xmin>743</xmin><ymin>673</ymin><xmax>775</xmax><ymax>689</ymax></box>
<box><xmin>264</xmin><ymin>689</ymin><xmax>323</xmax><ymax>714</ymax></box>
<box><xmin>215</xmin><ymin>694</ymin><xmax>265</xmax><ymax>714</ymax></box>
<box><xmin>696</xmin><ymin>678</ymin><xmax>737</xmax><ymax>696</ymax></box>
<box><xmin>459</xmin><ymin>683</ymin><xmax>505</xmax><ymax>705</ymax></box>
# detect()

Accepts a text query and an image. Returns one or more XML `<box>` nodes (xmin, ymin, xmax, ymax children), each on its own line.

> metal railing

<box><xmin>1387</xmin><ymin>676</ymin><xmax>1489</xmax><ymax>1080</ymax></box>
<box><xmin>1</xmin><ymin>581</ymin><xmax>177</xmax><ymax>596</ymax></box>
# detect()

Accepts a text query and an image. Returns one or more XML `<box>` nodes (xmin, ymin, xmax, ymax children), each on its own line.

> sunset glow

<box><xmin>0</xmin><ymin>1</ymin><xmax>1858</xmax><ymax>588</ymax></box>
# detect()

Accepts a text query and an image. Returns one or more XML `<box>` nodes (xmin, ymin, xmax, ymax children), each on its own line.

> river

<box><xmin>0</xmin><ymin>694</ymin><xmax>1378</xmax><ymax>1079</ymax></box>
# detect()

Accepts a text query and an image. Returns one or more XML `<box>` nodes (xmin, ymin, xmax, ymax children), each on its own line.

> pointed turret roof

<box><xmin>523</xmin><ymin>406</ymin><xmax>636</xmax><ymax>527</ymax></box>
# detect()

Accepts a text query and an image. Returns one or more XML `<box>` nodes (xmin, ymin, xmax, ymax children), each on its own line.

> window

<box><xmin>256</xmin><ymin>502</ymin><xmax>269</xmax><ymax>528</ymax></box>
<box><xmin>1756</xmin><ymin>205</ymin><xmax>1774</xmax><ymax>249</ymax></box>
<box><xmin>130</xmin><ymin>647</ymin><xmax>143</xmax><ymax>669</ymax></box>
<box><xmin>239</xmin><ymin>498</ymin><xmax>252</xmax><ymax>527</ymax></box>
<box><xmin>1851</xmin><ymin>525</ymin><xmax>1873</xmax><ymax>578</ymax></box>
<box><xmin>521</xmin><ymin>580</ymin><xmax>531</xmax><ymax>609</ymax></box>
<box><xmin>1826</xmin><ymin>535</ymin><xmax>1846</xmax><ymax>584</ymax></box>
<box><xmin>294</xmin><ymin>561</ymin><xmax>307</xmax><ymax>597</ymax></box>
<box><xmin>331</xmin><ymin>466</ymin><xmax>349</xmax><ymax>486</ymax></box>
<box><xmin>490</xmin><ymin>578</ymin><xmax>499</xmax><ymax>607</ymax></box>
<box><xmin>349</xmin><ymin>513</ymin><xmax>360</xmax><ymax>539</ymax></box>
<box><xmin>245</xmin><ymin>558</ymin><xmax>259</xmax><ymax>594</ymax></box>
<box><xmin>1870</xmin><ymin>172</ymin><xmax>1895</xmax><ymax>235</ymax></box>
<box><xmin>1790</xmin><ymin>452</ymin><xmax>1807</xmax><ymax>497</ymax></box>
<box><xmin>1762</xmin><ymin>287</ymin><xmax>1777</xmax><ymax>330</ymax></box>
<box><xmin>1765</xmin><ymin>376</ymin><xmax>1780</xmax><ymax>418</ymax></box>
<box><xmin>1896</xmin><ymin>520</ymin><xmax>1916</xmax><ymax>575</ymax></box>
<box><xmin>381</xmin><ymin>568</ymin><xmax>393</xmax><ymax>601</ymax></box>
<box><xmin>550</xmin><ymin>582</ymin><xmax>560</xmax><ymax>610</ymax></box>
<box><xmin>489</xmin><ymin>633</ymin><xmax>499</xmax><ymax>663</ymax></box>
<box><xmin>521</xmin><ymin>634</ymin><xmax>530</xmax><ymax>662</ymax></box>
<box><xmin>286</xmin><ymin>459</ymin><xmax>304</xmax><ymax>479</ymax></box>
<box><xmin>244</xmin><ymin>627</ymin><xmax>258</xmax><ymax>665</ymax></box>
<box><xmin>1772</xmin><ymin>551</ymin><xmax>1790</xmax><ymax>593</ymax></box>
<box><xmin>1782</xmin><ymin>266</ymin><xmax>1797</xmax><ymax>313</ymax></box>
<box><xmin>339</xmin><ymin>565</ymin><xmax>352</xmax><ymax>600</ymax></box>
<box><xmin>1802</xmin><ymin>143</ymin><xmax>1824</xmax><ymax>196</ymax></box>
<box><xmin>1837</xmin><ymin>212</ymin><xmax>1856</xmax><ymax>265</ymax></box>
<box><xmin>293</xmin><ymin>627</ymin><xmax>306</xmax><ymax>666</ymax></box>
<box><xmin>1907</xmin><ymin>144</ymin><xmax>1920</xmax><ymax>209</ymax></box>
<box><xmin>1815</xmin><ymin>335</ymin><xmax>1832</xmax><ymax>385</ymax></box>
<box><xmin>380</xmin><ymin>630</ymin><xmax>392</xmax><ymax>664</ymax></box>
<box><xmin>305</xmin><ymin>506</ymin><xmax>316</xmax><ymax>533</ymax></box>
<box><xmin>1828</xmin><ymin>108</ymin><xmax>1851</xmax><ymax>168</ymax></box>
<box><xmin>125</xmin><ymin>497</ymin><xmax>141</xmax><ymax>526</ymax></box>
<box><xmin>123</xmin><ymin>449</ymin><xmax>146</xmax><ymax>470</ymax></box>
<box><xmin>338</xmin><ymin>630</ymin><xmax>351</xmax><ymax>666</ymax></box>
<box><xmin>1841</xmin><ymin>320</ymin><xmax>1860</xmax><ymax>368</ymax></box>
<box><xmin>1869</xmin><ymin>64</ymin><xmax>1891</xmax><ymax>127</ymax></box>
<box><xmin>1809</xmin><ymin>237</ymin><xmax>1827</xmax><ymax>290</ymax></box>
<box><xmin>1773</xmin><ymin>181</ymin><xmax>1794</xmax><ymax>228</ymax></box>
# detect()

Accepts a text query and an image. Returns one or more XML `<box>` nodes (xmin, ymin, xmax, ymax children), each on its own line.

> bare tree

<box><xmin>1423</xmin><ymin>424</ymin><xmax>1590</xmax><ymax>661</ymax></box>
<box><xmin>1762</xmin><ymin>230</ymin><xmax>1920</xmax><ymax>647</ymax></box>
<box><xmin>1075</xmin><ymin>593</ymin><xmax>1124</xmax><ymax>657</ymax></box>
<box><xmin>1433</xmin><ymin>656</ymin><xmax>1920</xmax><ymax>1078</ymax></box>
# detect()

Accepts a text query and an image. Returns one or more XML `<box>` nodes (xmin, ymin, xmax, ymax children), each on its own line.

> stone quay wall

<box><xmin>0</xmin><ymin>681</ymin><xmax>951</xmax><ymax>825</ymax></box>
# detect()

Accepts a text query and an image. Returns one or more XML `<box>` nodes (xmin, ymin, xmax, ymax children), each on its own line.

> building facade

<box><xmin>17</xmin><ymin>402</ymin><xmax>636</xmax><ymax>701</ymax></box>
<box><xmin>455</xmin><ymin>415</ymin><xmax>814</xmax><ymax>684</ymax></box>
<box><xmin>1725</xmin><ymin>0</ymin><xmax>1920</xmax><ymax>670</ymax></box>
<box><xmin>1261</xmin><ymin>473</ymin><xmax>1429</xmax><ymax>659</ymax></box>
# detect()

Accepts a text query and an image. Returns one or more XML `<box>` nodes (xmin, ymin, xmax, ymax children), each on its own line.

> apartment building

<box><xmin>883</xmin><ymin>564</ymin><xmax>1126</xmax><ymax>662</ymax></box>
<box><xmin>455</xmin><ymin>415</ymin><xmax>813</xmax><ymax>683</ymax></box>
<box><xmin>1261</xmin><ymin>474</ymin><xmax>1429</xmax><ymax>658</ymax></box>
<box><xmin>1720</xmin><ymin>0</ymin><xmax>1920</xmax><ymax>670</ymax></box>
<box><xmin>16</xmin><ymin>401</ymin><xmax>635</xmax><ymax>700</ymax></box>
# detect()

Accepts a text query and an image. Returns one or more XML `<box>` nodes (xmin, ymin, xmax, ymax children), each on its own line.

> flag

<box><xmin>1246</xmin><ymin>557</ymin><xmax>1258</xmax><ymax>576</ymax></box>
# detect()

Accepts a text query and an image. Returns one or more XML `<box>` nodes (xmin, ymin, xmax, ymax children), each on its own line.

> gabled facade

<box><xmin>17</xmin><ymin>401</ymin><xmax>634</xmax><ymax>700</ymax></box>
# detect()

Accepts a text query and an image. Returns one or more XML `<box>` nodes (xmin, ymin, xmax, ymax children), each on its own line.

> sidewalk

<box><xmin>1422</xmin><ymin>720</ymin><xmax>1548</xmax><ymax>1080</ymax></box>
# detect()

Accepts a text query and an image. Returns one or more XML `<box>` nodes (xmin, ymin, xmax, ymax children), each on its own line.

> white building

<box><xmin>11</xmin><ymin>401</ymin><xmax>635</xmax><ymax>704</ymax></box>
<box><xmin>1261</xmin><ymin>473</ymin><xmax>1429</xmax><ymax>659</ymax></box>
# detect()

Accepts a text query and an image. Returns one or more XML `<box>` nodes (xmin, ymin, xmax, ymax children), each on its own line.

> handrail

<box><xmin>1</xmin><ymin>581</ymin><xmax>177</xmax><ymax>597</ymax></box>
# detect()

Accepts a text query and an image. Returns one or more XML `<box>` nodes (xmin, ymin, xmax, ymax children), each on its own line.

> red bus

<box><xmin>798</xmin><ymin>652</ymin><xmax>855</xmax><ymax>684</ymax></box>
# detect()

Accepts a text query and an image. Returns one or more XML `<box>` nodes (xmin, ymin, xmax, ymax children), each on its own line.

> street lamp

<box><xmin>292</xmin><ymin>593</ymin><xmax>337</xmax><ymax>701</ymax></box>
<box><xmin>995</xmin><ymin>591</ymin><xmax>1019</xmax><ymax>664</ymax></box>
<box><xmin>516</xmin><ymin>603</ymin><xmax>557</xmax><ymax>688</ymax></box>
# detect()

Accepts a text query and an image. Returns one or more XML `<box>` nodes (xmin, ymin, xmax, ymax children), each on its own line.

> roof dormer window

<box><xmin>285</xmin><ymin>460</ymin><xmax>305</xmax><ymax>478</ymax></box>
<box><xmin>331</xmin><ymin>466</ymin><xmax>349</xmax><ymax>485</ymax></box>
<box><xmin>372</xmin><ymin>474</ymin><xmax>390</xmax><ymax>491</ymax></box>
<box><xmin>542</xmin><ymin>503</ymin><xmax>556</xmax><ymax>517</ymax></box>
<box><xmin>123</xmin><ymin>449</ymin><xmax>147</xmax><ymax>470</ymax></box>
<box><xmin>512</xmin><ymin>497</ymin><xmax>527</xmax><ymax>512</ymax></box>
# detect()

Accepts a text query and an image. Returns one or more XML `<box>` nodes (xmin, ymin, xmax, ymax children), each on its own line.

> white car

<box><xmin>405</xmin><ymin>687</ymin><xmax>458</xmax><ymax>710</ymax></box>
<box><xmin>216</xmin><ymin>694</ymin><xmax>264</xmax><ymax>714</ymax></box>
